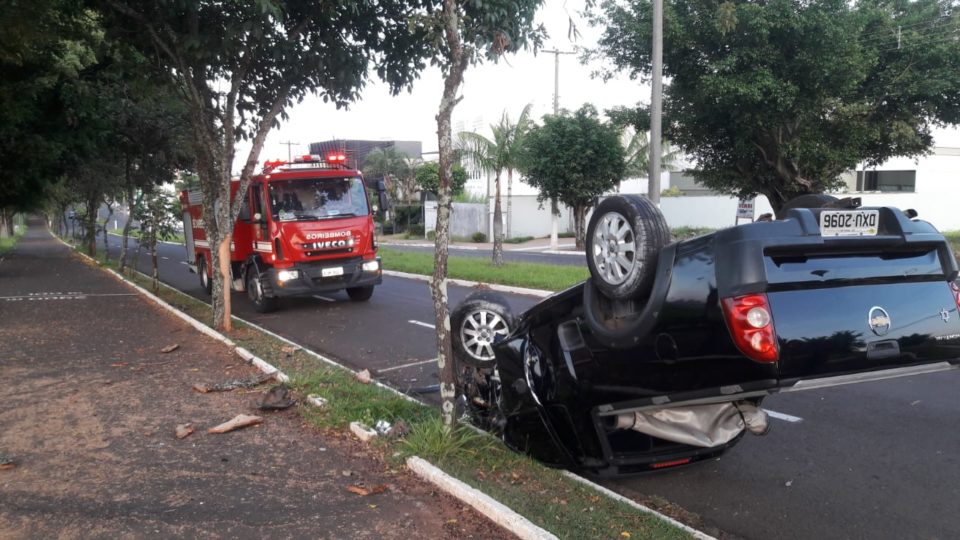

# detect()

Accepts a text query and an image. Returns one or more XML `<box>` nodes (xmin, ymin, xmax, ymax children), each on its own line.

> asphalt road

<box><xmin>99</xmin><ymin>233</ymin><xmax>960</xmax><ymax>540</ymax></box>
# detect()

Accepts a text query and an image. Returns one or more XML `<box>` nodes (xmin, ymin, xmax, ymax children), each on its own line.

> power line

<box><xmin>279</xmin><ymin>140</ymin><xmax>299</xmax><ymax>162</ymax></box>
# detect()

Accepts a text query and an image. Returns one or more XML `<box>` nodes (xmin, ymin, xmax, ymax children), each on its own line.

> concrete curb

<box><xmin>382</xmin><ymin>269</ymin><xmax>554</xmax><ymax>298</ymax></box>
<box><xmin>58</xmin><ymin>234</ymin><xmax>715</xmax><ymax>540</ymax></box>
<box><xmin>560</xmin><ymin>471</ymin><xmax>717</xmax><ymax>540</ymax></box>
<box><xmin>407</xmin><ymin>457</ymin><xmax>558</xmax><ymax>540</ymax></box>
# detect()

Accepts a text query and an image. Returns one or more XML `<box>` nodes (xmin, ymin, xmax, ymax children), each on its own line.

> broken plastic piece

<box><xmin>306</xmin><ymin>394</ymin><xmax>328</xmax><ymax>408</ymax></box>
<box><xmin>175</xmin><ymin>423</ymin><xmax>194</xmax><ymax>439</ymax></box>
<box><xmin>208</xmin><ymin>414</ymin><xmax>263</xmax><ymax>434</ymax></box>
<box><xmin>258</xmin><ymin>384</ymin><xmax>295</xmax><ymax>410</ymax></box>
<box><xmin>355</xmin><ymin>369</ymin><xmax>372</xmax><ymax>384</ymax></box>
<box><xmin>614</xmin><ymin>401</ymin><xmax>769</xmax><ymax>448</ymax></box>
<box><xmin>160</xmin><ymin>344</ymin><xmax>180</xmax><ymax>353</ymax></box>
<box><xmin>193</xmin><ymin>373</ymin><xmax>274</xmax><ymax>393</ymax></box>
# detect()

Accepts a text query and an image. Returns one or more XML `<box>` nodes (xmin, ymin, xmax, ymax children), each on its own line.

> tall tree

<box><xmin>457</xmin><ymin>104</ymin><xmax>533</xmax><ymax>264</ymax></box>
<box><xmin>414</xmin><ymin>161</ymin><xmax>468</xmax><ymax>197</ymax></box>
<box><xmin>591</xmin><ymin>0</ymin><xmax>960</xmax><ymax>212</ymax></box>
<box><xmin>521</xmin><ymin>105</ymin><xmax>626</xmax><ymax>249</ymax></box>
<box><xmin>620</xmin><ymin>129</ymin><xmax>681</xmax><ymax>180</ymax></box>
<box><xmin>104</xmin><ymin>0</ymin><xmax>432</xmax><ymax>331</ymax></box>
<box><xmin>422</xmin><ymin>0</ymin><xmax>544</xmax><ymax>426</ymax></box>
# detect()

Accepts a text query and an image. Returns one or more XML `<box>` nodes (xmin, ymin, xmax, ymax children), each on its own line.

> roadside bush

<box><xmin>426</xmin><ymin>230</ymin><xmax>436</xmax><ymax>241</ymax></box>
<box><xmin>405</xmin><ymin>225</ymin><xmax>425</xmax><ymax>238</ymax></box>
<box><xmin>558</xmin><ymin>231</ymin><xmax>575</xmax><ymax>238</ymax></box>
<box><xmin>504</xmin><ymin>236</ymin><xmax>534</xmax><ymax>244</ymax></box>
<box><xmin>471</xmin><ymin>232</ymin><xmax>487</xmax><ymax>243</ymax></box>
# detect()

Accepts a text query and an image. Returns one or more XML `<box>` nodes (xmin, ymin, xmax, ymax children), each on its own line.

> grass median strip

<box><xmin>379</xmin><ymin>247</ymin><xmax>589</xmax><ymax>292</ymax></box>
<box><xmin>72</xmin><ymin>244</ymin><xmax>694</xmax><ymax>539</ymax></box>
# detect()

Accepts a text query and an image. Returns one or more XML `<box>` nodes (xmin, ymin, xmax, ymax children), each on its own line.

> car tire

<box><xmin>776</xmin><ymin>194</ymin><xmax>839</xmax><ymax>219</ymax></box>
<box><xmin>586</xmin><ymin>195</ymin><xmax>670</xmax><ymax>301</ymax></box>
<box><xmin>451</xmin><ymin>291</ymin><xmax>515</xmax><ymax>368</ymax></box>
<box><xmin>246</xmin><ymin>266</ymin><xmax>277</xmax><ymax>313</ymax></box>
<box><xmin>198</xmin><ymin>256</ymin><xmax>212</xmax><ymax>295</ymax></box>
<box><xmin>346</xmin><ymin>285</ymin><xmax>374</xmax><ymax>302</ymax></box>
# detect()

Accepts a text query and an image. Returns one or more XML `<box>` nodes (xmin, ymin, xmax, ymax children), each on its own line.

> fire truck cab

<box><xmin>180</xmin><ymin>153</ymin><xmax>386</xmax><ymax>312</ymax></box>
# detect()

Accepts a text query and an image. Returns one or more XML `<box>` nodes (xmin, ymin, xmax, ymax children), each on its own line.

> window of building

<box><xmin>855</xmin><ymin>170</ymin><xmax>916</xmax><ymax>192</ymax></box>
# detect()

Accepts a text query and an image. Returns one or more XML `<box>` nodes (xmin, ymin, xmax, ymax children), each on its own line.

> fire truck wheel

<box><xmin>346</xmin><ymin>286</ymin><xmax>375</xmax><ymax>302</ymax></box>
<box><xmin>198</xmin><ymin>257</ymin><xmax>212</xmax><ymax>295</ymax></box>
<box><xmin>246</xmin><ymin>267</ymin><xmax>277</xmax><ymax>313</ymax></box>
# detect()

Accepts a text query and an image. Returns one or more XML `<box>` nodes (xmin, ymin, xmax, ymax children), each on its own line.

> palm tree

<box><xmin>621</xmin><ymin>128</ymin><xmax>682</xmax><ymax>185</ymax></box>
<box><xmin>457</xmin><ymin>105</ymin><xmax>533</xmax><ymax>266</ymax></box>
<box><xmin>362</xmin><ymin>147</ymin><xmax>415</xmax><ymax>203</ymax></box>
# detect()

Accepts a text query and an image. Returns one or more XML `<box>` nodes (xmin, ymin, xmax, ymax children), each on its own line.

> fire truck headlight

<box><xmin>277</xmin><ymin>269</ymin><xmax>299</xmax><ymax>282</ymax></box>
<box><xmin>362</xmin><ymin>260</ymin><xmax>380</xmax><ymax>272</ymax></box>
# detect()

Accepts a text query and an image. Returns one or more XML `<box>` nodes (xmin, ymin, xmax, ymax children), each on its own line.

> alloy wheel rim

<box><xmin>460</xmin><ymin>309</ymin><xmax>510</xmax><ymax>362</ymax></box>
<box><xmin>592</xmin><ymin>211</ymin><xmax>636</xmax><ymax>286</ymax></box>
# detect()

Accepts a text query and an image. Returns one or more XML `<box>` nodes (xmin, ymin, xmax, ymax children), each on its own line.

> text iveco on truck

<box><xmin>180</xmin><ymin>153</ymin><xmax>387</xmax><ymax>312</ymax></box>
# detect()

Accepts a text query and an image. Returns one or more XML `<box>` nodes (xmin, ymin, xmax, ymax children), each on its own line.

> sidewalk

<box><xmin>0</xmin><ymin>219</ymin><xmax>509</xmax><ymax>538</ymax></box>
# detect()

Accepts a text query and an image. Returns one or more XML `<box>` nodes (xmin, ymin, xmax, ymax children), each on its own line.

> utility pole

<box><xmin>543</xmin><ymin>49</ymin><xmax>575</xmax><ymax>249</ymax></box>
<box><xmin>649</xmin><ymin>0</ymin><xmax>664</xmax><ymax>205</ymax></box>
<box><xmin>279</xmin><ymin>140</ymin><xmax>299</xmax><ymax>162</ymax></box>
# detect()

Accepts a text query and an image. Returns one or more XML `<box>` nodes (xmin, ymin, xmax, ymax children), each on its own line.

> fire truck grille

<box><xmin>304</xmin><ymin>248</ymin><xmax>354</xmax><ymax>257</ymax></box>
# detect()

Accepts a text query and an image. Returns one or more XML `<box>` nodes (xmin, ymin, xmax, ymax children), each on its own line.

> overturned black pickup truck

<box><xmin>450</xmin><ymin>194</ymin><xmax>960</xmax><ymax>475</ymax></box>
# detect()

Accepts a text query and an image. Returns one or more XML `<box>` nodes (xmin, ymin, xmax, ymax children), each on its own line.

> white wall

<box><xmin>488</xmin><ymin>195</ymin><xmax>574</xmax><ymax>238</ymax></box>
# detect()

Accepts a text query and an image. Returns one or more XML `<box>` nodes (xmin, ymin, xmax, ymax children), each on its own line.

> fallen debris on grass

<box><xmin>258</xmin><ymin>384</ymin><xmax>295</xmax><ymax>410</ymax></box>
<box><xmin>208</xmin><ymin>414</ymin><xmax>263</xmax><ymax>434</ymax></box>
<box><xmin>193</xmin><ymin>372</ymin><xmax>274</xmax><ymax>393</ymax></box>
<box><xmin>306</xmin><ymin>394</ymin><xmax>328</xmax><ymax>408</ymax></box>
<box><xmin>350</xmin><ymin>421</ymin><xmax>378</xmax><ymax>442</ymax></box>
<box><xmin>355</xmin><ymin>369</ymin><xmax>372</xmax><ymax>384</ymax></box>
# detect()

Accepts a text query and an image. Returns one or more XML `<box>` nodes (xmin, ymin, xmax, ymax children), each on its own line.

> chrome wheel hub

<box><xmin>592</xmin><ymin>211</ymin><xmax>636</xmax><ymax>285</ymax></box>
<box><xmin>460</xmin><ymin>309</ymin><xmax>510</xmax><ymax>362</ymax></box>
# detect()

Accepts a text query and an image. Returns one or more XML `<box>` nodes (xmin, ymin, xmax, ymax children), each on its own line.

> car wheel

<box><xmin>776</xmin><ymin>194</ymin><xmax>839</xmax><ymax>219</ymax></box>
<box><xmin>246</xmin><ymin>266</ymin><xmax>277</xmax><ymax>313</ymax></box>
<box><xmin>451</xmin><ymin>291</ymin><xmax>515</xmax><ymax>368</ymax></box>
<box><xmin>586</xmin><ymin>195</ymin><xmax>670</xmax><ymax>301</ymax></box>
<box><xmin>198</xmin><ymin>256</ymin><xmax>212</xmax><ymax>295</ymax></box>
<box><xmin>346</xmin><ymin>285</ymin><xmax>375</xmax><ymax>302</ymax></box>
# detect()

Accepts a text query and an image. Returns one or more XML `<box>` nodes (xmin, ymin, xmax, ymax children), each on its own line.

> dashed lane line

<box><xmin>766</xmin><ymin>409</ymin><xmax>803</xmax><ymax>423</ymax></box>
<box><xmin>312</xmin><ymin>295</ymin><xmax>336</xmax><ymax>302</ymax></box>
<box><xmin>408</xmin><ymin>320</ymin><xmax>435</xmax><ymax>329</ymax></box>
<box><xmin>379</xmin><ymin>358</ymin><xmax>438</xmax><ymax>373</ymax></box>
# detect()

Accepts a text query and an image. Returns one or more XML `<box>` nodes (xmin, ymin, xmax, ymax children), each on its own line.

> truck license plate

<box><xmin>321</xmin><ymin>266</ymin><xmax>344</xmax><ymax>277</ymax></box>
<box><xmin>819</xmin><ymin>210</ymin><xmax>879</xmax><ymax>237</ymax></box>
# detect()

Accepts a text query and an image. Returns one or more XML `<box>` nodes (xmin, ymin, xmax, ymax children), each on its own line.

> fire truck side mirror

<box><xmin>377</xmin><ymin>191</ymin><xmax>389</xmax><ymax>213</ymax></box>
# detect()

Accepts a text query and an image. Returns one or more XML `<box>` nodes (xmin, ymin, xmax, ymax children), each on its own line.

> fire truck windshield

<box><xmin>268</xmin><ymin>177</ymin><xmax>369</xmax><ymax>222</ymax></box>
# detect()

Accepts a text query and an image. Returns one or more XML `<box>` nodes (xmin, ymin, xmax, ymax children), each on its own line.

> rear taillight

<box><xmin>951</xmin><ymin>281</ymin><xmax>960</xmax><ymax>311</ymax></box>
<box><xmin>721</xmin><ymin>293</ymin><xmax>779</xmax><ymax>363</ymax></box>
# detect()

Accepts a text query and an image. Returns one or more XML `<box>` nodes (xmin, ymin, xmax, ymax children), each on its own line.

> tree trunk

<box><xmin>120</xmin><ymin>189</ymin><xmax>136</xmax><ymax>273</ymax></box>
<box><xmin>432</xmin><ymin>0</ymin><xmax>469</xmax><ymax>428</ymax></box>
<box><xmin>574</xmin><ymin>204</ymin><xmax>587</xmax><ymax>250</ymax></box>
<box><xmin>84</xmin><ymin>196</ymin><xmax>98</xmax><ymax>256</ymax></box>
<box><xmin>218</xmin><ymin>235</ymin><xmax>233</xmax><ymax>332</ymax></box>
<box><xmin>102</xmin><ymin>201</ymin><xmax>114</xmax><ymax>262</ymax></box>
<box><xmin>492</xmin><ymin>172</ymin><xmax>504</xmax><ymax>266</ymax></box>
<box><xmin>506</xmin><ymin>169</ymin><xmax>513</xmax><ymax>240</ymax></box>
<box><xmin>0</xmin><ymin>209</ymin><xmax>11</xmax><ymax>238</ymax></box>
<box><xmin>151</xmin><ymin>226</ymin><xmax>160</xmax><ymax>292</ymax></box>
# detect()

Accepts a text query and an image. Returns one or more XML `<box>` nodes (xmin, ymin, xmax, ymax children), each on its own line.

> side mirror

<box><xmin>378</xmin><ymin>192</ymin><xmax>389</xmax><ymax>212</ymax></box>
<box><xmin>376</xmin><ymin>179</ymin><xmax>387</xmax><ymax>192</ymax></box>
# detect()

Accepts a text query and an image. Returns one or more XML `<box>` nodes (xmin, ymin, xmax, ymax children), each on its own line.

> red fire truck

<box><xmin>180</xmin><ymin>153</ymin><xmax>386</xmax><ymax>312</ymax></box>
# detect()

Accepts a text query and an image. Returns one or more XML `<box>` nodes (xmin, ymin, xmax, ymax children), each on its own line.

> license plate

<box><xmin>321</xmin><ymin>266</ymin><xmax>344</xmax><ymax>277</ymax></box>
<box><xmin>819</xmin><ymin>210</ymin><xmax>879</xmax><ymax>237</ymax></box>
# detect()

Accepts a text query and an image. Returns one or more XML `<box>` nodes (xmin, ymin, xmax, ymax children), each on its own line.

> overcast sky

<box><xmin>235</xmin><ymin>0</ymin><xmax>959</xmax><ymax>173</ymax></box>
<box><xmin>234</xmin><ymin>1</ymin><xmax>649</xmax><ymax>172</ymax></box>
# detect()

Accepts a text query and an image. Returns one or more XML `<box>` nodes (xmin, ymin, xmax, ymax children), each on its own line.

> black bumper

<box><xmin>267</xmin><ymin>257</ymin><xmax>382</xmax><ymax>297</ymax></box>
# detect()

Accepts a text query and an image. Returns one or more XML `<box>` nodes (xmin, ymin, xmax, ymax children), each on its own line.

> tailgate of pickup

<box><xmin>769</xmin><ymin>280</ymin><xmax>960</xmax><ymax>384</ymax></box>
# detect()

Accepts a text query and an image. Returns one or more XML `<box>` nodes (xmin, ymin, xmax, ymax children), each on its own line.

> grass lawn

<box><xmin>379</xmin><ymin>247</ymin><xmax>589</xmax><ymax>291</ymax></box>
<box><xmin>0</xmin><ymin>226</ymin><xmax>25</xmax><ymax>256</ymax></box>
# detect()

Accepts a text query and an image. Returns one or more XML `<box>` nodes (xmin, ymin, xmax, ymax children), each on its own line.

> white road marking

<box><xmin>379</xmin><ymin>358</ymin><xmax>437</xmax><ymax>373</ymax></box>
<box><xmin>766</xmin><ymin>409</ymin><xmax>803</xmax><ymax>423</ymax></box>
<box><xmin>408</xmin><ymin>319</ymin><xmax>435</xmax><ymax>329</ymax></box>
<box><xmin>1</xmin><ymin>293</ymin><xmax>137</xmax><ymax>301</ymax></box>
<box><xmin>180</xmin><ymin>261</ymin><xmax>190</xmax><ymax>266</ymax></box>
<box><xmin>312</xmin><ymin>295</ymin><xmax>336</xmax><ymax>302</ymax></box>
<box><xmin>161</xmin><ymin>256</ymin><xmax>169</xmax><ymax>260</ymax></box>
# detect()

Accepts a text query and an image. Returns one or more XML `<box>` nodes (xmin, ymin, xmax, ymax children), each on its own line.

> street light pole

<box><xmin>280</xmin><ymin>140</ymin><xmax>299</xmax><ymax>162</ymax></box>
<box><xmin>543</xmin><ymin>49</ymin><xmax>575</xmax><ymax>249</ymax></box>
<box><xmin>649</xmin><ymin>0</ymin><xmax>664</xmax><ymax>205</ymax></box>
